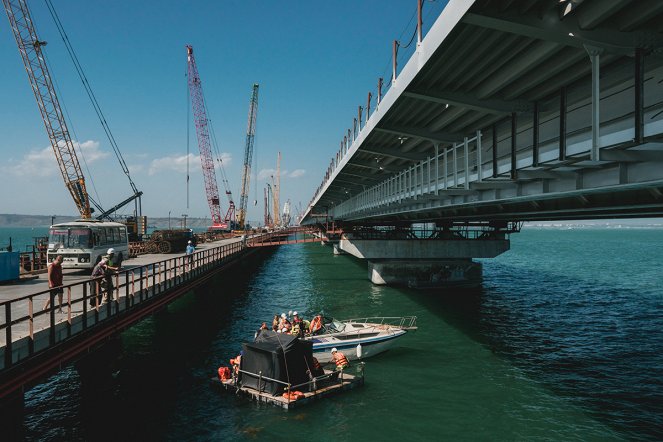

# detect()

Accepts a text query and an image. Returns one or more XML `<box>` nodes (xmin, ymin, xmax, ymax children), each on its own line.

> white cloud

<box><xmin>288</xmin><ymin>169</ymin><xmax>306</xmax><ymax>178</ymax></box>
<box><xmin>148</xmin><ymin>153</ymin><xmax>199</xmax><ymax>175</ymax></box>
<box><xmin>256</xmin><ymin>168</ymin><xmax>306</xmax><ymax>181</ymax></box>
<box><xmin>257</xmin><ymin>168</ymin><xmax>276</xmax><ymax>181</ymax></box>
<box><xmin>216</xmin><ymin>152</ymin><xmax>232</xmax><ymax>168</ymax></box>
<box><xmin>0</xmin><ymin>139</ymin><xmax>107</xmax><ymax>177</ymax></box>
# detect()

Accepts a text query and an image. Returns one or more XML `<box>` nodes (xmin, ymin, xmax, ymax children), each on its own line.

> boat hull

<box><xmin>311</xmin><ymin>329</ymin><xmax>406</xmax><ymax>363</ymax></box>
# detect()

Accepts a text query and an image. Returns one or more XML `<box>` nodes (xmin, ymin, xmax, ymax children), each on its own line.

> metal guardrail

<box><xmin>341</xmin><ymin>316</ymin><xmax>418</xmax><ymax>330</ymax></box>
<box><xmin>0</xmin><ymin>241</ymin><xmax>245</xmax><ymax>371</ymax></box>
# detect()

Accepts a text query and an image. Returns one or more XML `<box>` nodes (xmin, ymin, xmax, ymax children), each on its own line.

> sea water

<box><xmin>8</xmin><ymin>227</ymin><xmax>663</xmax><ymax>440</ymax></box>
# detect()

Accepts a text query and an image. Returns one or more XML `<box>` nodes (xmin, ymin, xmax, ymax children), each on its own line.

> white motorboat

<box><xmin>307</xmin><ymin>316</ymin><xmax>417</xmax><ymax>363</ymax></box>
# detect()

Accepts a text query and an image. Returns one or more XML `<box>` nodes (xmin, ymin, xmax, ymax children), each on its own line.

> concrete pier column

<box><xmin>339</xmin><ymin>235</ymin><xmax>508</xmax><ymax>288</ymax></box>
<box><xmin>368</xmin><ymin>259</ymin><xmax>482</xmax><ymax>288</ymax></box>
<box><xmin>333</xmin><ymin>244</ymin><xmax>346</xmax><ymax>255</ymax></box>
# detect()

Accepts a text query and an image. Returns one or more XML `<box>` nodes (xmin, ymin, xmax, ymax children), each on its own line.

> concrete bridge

<box><xmin>302</xmin><ymin>0</ymin><xmax>663</xmax><ymax>286</ymax></box>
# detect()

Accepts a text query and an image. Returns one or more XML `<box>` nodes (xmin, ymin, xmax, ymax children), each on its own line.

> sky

<box><xmin>0</xmin><ymin>0</ymin><xmax>448</xmax><ymax>225</ymax></box>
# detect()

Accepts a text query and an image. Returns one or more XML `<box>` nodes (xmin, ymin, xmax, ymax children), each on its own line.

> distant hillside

<box><xmin>0</xmin><ymin>214</ymin><xmax>214</xmax><ymax>228</ymax></box>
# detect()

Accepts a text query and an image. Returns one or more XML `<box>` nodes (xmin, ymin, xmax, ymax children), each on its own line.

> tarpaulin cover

<box><xmin>239</xmin><ymin>330</ymin><xmax>315</xmax><ymax>395</ymax></box>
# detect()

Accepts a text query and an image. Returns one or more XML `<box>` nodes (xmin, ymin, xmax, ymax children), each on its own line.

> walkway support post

<box><xmin>435</xmin><ymin>143</ymin><xmax>439</xmax><ymax>194</ymax></box>
<box><xmin>635</xmin><ymin>48</ymin><xmax>644</xmax><ymax>144</ymax></box>
<box><xmin>587</xmin><ymin>46</ymin><xmax>602</xmax><ymax>161</ymax></box>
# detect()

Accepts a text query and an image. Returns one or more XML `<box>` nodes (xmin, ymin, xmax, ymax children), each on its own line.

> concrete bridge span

<box><xmin>303</xmin><ymin>0</ymin><xmax>663</xmax><ymax>286</ymax></box>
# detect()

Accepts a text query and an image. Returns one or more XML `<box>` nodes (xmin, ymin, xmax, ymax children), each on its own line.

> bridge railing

<box><xmin>0</xmin><ymin>241</ymin><xmax>244</xmax><ymax>371</ymax></box>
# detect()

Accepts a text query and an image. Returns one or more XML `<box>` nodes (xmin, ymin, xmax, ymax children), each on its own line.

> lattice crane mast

<box><xmin>3</xmin><ymin>0</ymin><xmax>91</xmax><ymax>218</ymax></box>
<box><xmin>237</xmin><ymin>84</ymin><xmax>260</xmax><ymax>230</ymax></box>
<box><xmin>186</xmin><ymin>45</ymin><xmax>226</xmax><ymax>229</ymax></box>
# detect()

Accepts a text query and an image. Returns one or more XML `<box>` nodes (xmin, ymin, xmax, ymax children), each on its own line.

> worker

<box><xmin>330</xmin><ymin>348</ymin><xmax>349</xmax><ymax>371</ymax></box>
<box><xmin>102</xmin><ymin>248</ymin><xmax>119</xmax><ymax>303</ymax></box>
<box><xmin>301</xmin><ymin>318</ymin><xmax>311</xmax><ymax>335</ymax></box>
<box><xmin>186</xmin><ymin>240</ymin><xmax>195</xmax><ymax>269</ymax></box>
<box><xmin>272</xmin><ymin>314</ymin><xmax>280</xmax><ymax>331</ymax></box>
<box><xmin>291</xmin><ymin>312</ymin><xmax>304</xmax><ymax>337</ymax></box>
<box><xmin>230</xmin><ymin>351</ymin><xmax>242</xmax><ymax>375</ymax></box>
<box><xmin>278</xmin><ymin>313</ymin><xmax>291</xmax><ymax>333</ymax></box>
<box><xmin>310</xmin><ymin>314</ymin><xmax>323</xmax><ymax>335</ymax></box>
<box><xmin>90</xmin><ymin>257</ymin><xmax>108</xmax><ymax>307</ymax></box>
<box><xmin>43</xmin><ymin>255</ymin><xmax>64</xmax><ymax>312</ymax></box>
<box><xmin>105</xmin><ymin>248</ymin><xmax>121</xmax><ymax>270</ymax></box>
<box><xmin>255</xmin><ymin>322</ymin><xmax>268</xmax><ymax>339</ymax></box>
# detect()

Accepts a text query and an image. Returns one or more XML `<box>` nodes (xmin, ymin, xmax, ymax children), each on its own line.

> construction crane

<box><xmin>4</xmin><ymin>0</ymin><xmax>91</xmax><ymax>218</ymax></box>
<box><xmin>237</xmin><ymin>84</ymin><xmax>260</xmax><ymax>230</ymax></box>
<box><xmin>3</xmin><ymin>0</ymin><xmax>142</xmax><ymax>223</ymax></box>
<box><xmin>185</xmin><ymin>45</ymin><xmax>226</xmax><ymax>230</ymax></box>
<box><xmin>263</xmin><ymin>186</ymin><xmax>272</xmax><ymax>227</ymax></box>
<box><xmin>270</xmin><ymin>152</ymin><xmax>281</xmax><ymax>228</ymax></box>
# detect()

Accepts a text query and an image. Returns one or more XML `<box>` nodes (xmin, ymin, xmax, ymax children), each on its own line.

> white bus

<box><xmin>47</xmin><ymin>220</ymin><xmax>129</xmax><ymax>269</ymax></box>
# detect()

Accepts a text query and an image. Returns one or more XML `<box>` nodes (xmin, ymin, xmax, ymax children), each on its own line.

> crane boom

<box><xmin>185</xmin><ymin>45</ymin><xmax>225</xmax><ymax>228</ymax></box>
<box><xmin>3</xmin><ymin>0</ymin><xmax>91</xmax><ymax>218</ymax></box>
<box><xmin>237</xmin><ymin>84</ymin><xmax>260</xmax><ymax>230</ymax></box>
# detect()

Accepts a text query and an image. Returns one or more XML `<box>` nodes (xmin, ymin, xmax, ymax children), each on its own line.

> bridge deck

<box><xmin>304</xmin><ymin>0</ymin><xmax>663</xmax><ymax>224</ymax></box>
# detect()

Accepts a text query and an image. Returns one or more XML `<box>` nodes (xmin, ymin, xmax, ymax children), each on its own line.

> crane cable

<box><xmin>44</xmin><ymin>0</ymin><xmax>139</xmax><ymax>196</ymax></box>
<box><xmin>41</xmin><ymin>50</ymin><xmax>104</xmax><ymax>213</ymax></box>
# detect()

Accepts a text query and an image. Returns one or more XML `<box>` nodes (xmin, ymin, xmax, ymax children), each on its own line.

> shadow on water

<box><xmin>18</xmin><ymin>248</ymin><xmax>276</xmax><ymax>441</ymax></box>
<box><xmin>400</xmin><ymin>263</ymin><xmax>663</xmax><ymax>441</ymax></box>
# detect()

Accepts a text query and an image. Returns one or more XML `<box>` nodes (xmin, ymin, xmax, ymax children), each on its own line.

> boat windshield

<box><xmin>323</xmin><ymin>319</ymin><xmax>346</xmax><ymax>333</ymax></box>
<box><xmin>49</xmin><ymin>227</ymin><xmax>92</xmax><ymax>249</ymax></box>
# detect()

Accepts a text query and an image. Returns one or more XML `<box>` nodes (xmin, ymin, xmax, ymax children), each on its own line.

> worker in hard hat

<box><xmin>330</xmin><ymin>348</ymin><xmax>349</xmax><ymax>371</ymax></box>
<box><xmin>186</xmin><ymin>240</ymin><xmax>195</xmax><ymax>269</ymax></box>
<box><xmin>102</xmin><ymin>248</ymin><xmax>120</xmax><ymax>303</ymax></box>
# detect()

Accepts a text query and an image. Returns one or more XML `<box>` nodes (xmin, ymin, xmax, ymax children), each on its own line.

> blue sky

<box><xmin>0</xmin><ymin>0</ymin><xmax>447</xmax><ymax>224</ymax></box>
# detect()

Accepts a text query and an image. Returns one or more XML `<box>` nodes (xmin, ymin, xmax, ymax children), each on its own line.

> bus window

<box><xmin>98</xmin><ymin>229</ymin><xmax>107</xmax><ymax>246</ymax></box>
<box><xmin>119</xmin><ymin>228</ymin><xmax>127</xmax><ymax>243</ymax></box>
<box><xmin>71</xmin><ymin>229</ymin><xmax>92</xmax><ymax>248</ymax></box>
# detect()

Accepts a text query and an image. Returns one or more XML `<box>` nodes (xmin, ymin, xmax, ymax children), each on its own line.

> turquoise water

<box><xmin>0</xmin><ymin>226</ymin><xmax>49</xmax><ymax>252</ymax></box>
<box><xmin>11</xmin><ymin>227</ymin><xmax>663</xmax><ymax>440</ymax></box>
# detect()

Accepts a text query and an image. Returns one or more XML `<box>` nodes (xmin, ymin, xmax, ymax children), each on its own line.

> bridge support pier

<box><xmin>368</xmin><ymin>259</ymin><xmax>482</xmax><ymax>288</ymax></box>
<box><xmin>339</xmin><ymin>233</ymin><xmax>509</xmax><ymax>288</ymax></box>
<box><xmin>333</xmin><ymin>244</ymin><xmax>347</xmax><ymax>255</ymax></box>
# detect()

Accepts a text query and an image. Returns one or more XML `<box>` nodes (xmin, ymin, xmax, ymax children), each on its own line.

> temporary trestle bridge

<box><xmin>0</xmin><ymin>240</ymin><xmax>250</xmax><ymax>402</ymax></box>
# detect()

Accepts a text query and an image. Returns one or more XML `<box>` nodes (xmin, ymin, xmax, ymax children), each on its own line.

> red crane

<box><xmin>186</xmin><ymin>45</ymin><xmax>228</xmax><ymax>230</ymax></box>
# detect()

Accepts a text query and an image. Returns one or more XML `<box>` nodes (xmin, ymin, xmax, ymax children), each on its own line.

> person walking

<box><xmin>186</xmin><ymin>240</ymin><xmax>195</xmax><ymax>269</ymax></box>
<box><xmin>43</xmin><ymin>255</ymin><xmax>64</xmax><ymax>312</ymax></box>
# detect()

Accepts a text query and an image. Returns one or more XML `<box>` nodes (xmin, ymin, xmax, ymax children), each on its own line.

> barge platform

<box><xmin>216</xmin><ymin>367</ymin><xmax>365</xmax><ymax>410</ymax></box>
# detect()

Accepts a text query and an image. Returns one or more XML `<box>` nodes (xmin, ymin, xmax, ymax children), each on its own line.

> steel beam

<box><xmin>375</xmin><ymin>126</ymin><xmax>463</xmax><ymax>144</ymax></box>
<box><xmin>462</xmin><ymin>12</ymin><xmax>663</xmax><ymax>54</ymax></box>
<box><xmin>361</xmin><ymin>145</ymin><xmax>430</xmax><ymax>161</ymax></box>
<box><xmin>403</xmin><ymin>89</ymin><xmax>532</xmax><ymax>115</ymax></box>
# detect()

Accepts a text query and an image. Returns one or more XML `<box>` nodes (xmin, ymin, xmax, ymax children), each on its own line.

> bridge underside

<box><xmin>304</xmin><ymin>0</ymin><xmax>663</xmax><ymax>226</ymax></box>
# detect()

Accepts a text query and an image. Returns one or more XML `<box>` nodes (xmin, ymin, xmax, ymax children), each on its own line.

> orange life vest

<box><xmin>218</xmin><ymin>366</ymin><xmax>231</xmax><ymax>380</ymax></box>
<box><xmin>310</xmin><ymin>316</ymin><xmax>322</xmax><ymax>333</ymax></box>
<box><xmin>333</xmin><ymin>351</ymin><xmax>349</xmax><ymax>367</ymax></box>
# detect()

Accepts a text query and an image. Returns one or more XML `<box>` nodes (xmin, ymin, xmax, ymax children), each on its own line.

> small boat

<box><xmin>216</xmin><ymin>330</ymin><xmax>364</xmax><ymax>409</ymax></box>
<box><xmin>307</xmin><ymin>316</ymin><xmax>417</xmax><ymax>363</ymax></box>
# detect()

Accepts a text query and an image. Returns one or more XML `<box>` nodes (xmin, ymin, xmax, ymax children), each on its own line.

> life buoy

<box><xmin>282</xmin><ymin>392</ymin><xmax>299</xmax><ymax>401</ymax></box>
<box><xmin>293</xmin><ymin>391</ymin><xmax>305</xmax><ymax>399</ymax></box>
